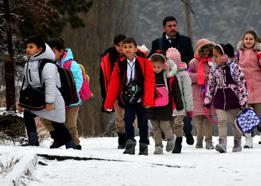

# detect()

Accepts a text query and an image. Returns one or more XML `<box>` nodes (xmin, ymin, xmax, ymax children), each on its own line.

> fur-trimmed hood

<box><xmin>237</xmin><ymin>40</ymin><xmax>261</xmax><ymax>51</ymax></box>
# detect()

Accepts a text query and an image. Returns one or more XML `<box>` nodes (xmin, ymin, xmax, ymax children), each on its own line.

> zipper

<box><xmin>28</xmin><ymin>69</ymin><xmax>32</xmax><ymax>83</ymax></box>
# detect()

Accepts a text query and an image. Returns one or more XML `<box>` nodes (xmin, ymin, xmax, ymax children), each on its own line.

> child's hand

<box><xmin>145</xmin><ymin>106</ymin><xmax>150</xmax><ymax>109</ymax></box>
<box><xmin>17</xmin><ymin>105</ymin><xmax>24</xmax><ymax>113</ymax></box>
<box><xmin>45</xmin><ymin>103</ymin><xmax>54</xmax><ymax>111</ymax></box>
<box><xmin>104</xmin><ymin>108</ymin><xmax>113</xmax><ymax>113</ymax></box>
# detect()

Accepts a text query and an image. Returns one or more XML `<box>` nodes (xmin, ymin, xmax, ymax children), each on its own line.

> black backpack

<box><xmin>39</xmin><ymin>60</ymin><xmax>79</xmax><ymax>106</ymax></box>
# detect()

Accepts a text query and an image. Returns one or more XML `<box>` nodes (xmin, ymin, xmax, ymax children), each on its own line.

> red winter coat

<box><xmin>104</xmin><ymin>56</ymin><xmax>155</xmax><ymax>109</ymax></box>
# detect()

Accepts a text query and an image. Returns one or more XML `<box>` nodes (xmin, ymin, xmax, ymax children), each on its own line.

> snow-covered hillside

<box><xmin>1</xmin><ymin>136</ymin><xmax>261</xmax><ymax>186</ymax></box>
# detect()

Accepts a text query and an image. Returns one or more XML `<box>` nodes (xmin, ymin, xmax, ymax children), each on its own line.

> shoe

<box><xmin>232</xmin><ymin>139</ymin><xmax>242</xmax><ymax>152</ymax></box>
<box><xmin>244</xmin><ymin>133</ymin><xmax>253</xmax><ymax>148</ymax></box>
<box><xmin>117</xmin><ymin>133</ymin><xmax>126</xmax><ymax>149</ymax></box>
<box><xmin>185</xmin><ymin>134</ymin><xmax>194</xmax><ymax>145</ymax></box>
<box><xmin>138</xmin><ymin>143</ymin><xmax>148</xmax><ymax>156</ymax></box>
<box><xmin>215</xmin><ymin>138</ymin><xmax>227</xmax><ymax>153</ymax></box>
<box><xmin>123</xmin><ymin>139</ymin><xmax>136</xmax><ymax>155</ymax></box>
<box><xmin>75</xmin><ymin>145</ymin><xmax>82</xmax><ymax>150</ymax></box>
<box><xmin>196</xmin><ymin>137</ymin><xmax>203</xmax><ymax>148</ymax></box>
<box><xmin>154</xmin><ymin>146</ymin><xmax>163</xmax><ymax>154</ymax></box>
<box><xmin>50</xmin><ymin>139</ymin><xmax>65</xmax><ymax>148</ymax></box>
<box><xmin>65</xmin><ymin>140</ymin><xmax>76</xmax><ymax>149</ymax></box>
<box><xmin>172</xmin><ymin>137</ymin><xmax>182</xmax><ymax>153</ymax></box>
<box><xmin>166</xmin><ymin>135</ymin><xmax>176</xmax><ymax>152</ymax></box>
<box><xmin>206</xmin><ymin>142</ymin><xmax>214</xmax><ymax>150</ymax></box>
<box><xmin>22</xmin><ymin>132</ymin><xmax>39</xmax><ymax>146</ymax></box>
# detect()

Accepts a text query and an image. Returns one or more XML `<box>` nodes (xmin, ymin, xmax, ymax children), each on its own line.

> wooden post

<box><xmin>4</xmin><ymin>0</ymin><xmax>16</xmax><ymax>111</ymax></box>
<box><xmin>184</xmin><ymin>0</ymin><xmax>192</xmax><ymax>39</ymax></box>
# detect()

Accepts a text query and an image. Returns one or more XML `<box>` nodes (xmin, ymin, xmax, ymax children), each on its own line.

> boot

<box><xmin>22</xmin><ymin>132</ymin><xmax>39</xmax><ymax>146</ymax></box>
<box><xmin>123</xmin><ymin>139</ymin><xmax>136</xmax><ymax>155</ymax></box>
<box><xmin>215</xmin><ymin>137</ymin><xmax>227</xmax><ymax>153</ymax></box>
<box><xmin>118</xmin><ymin>132</ymin><xmax>126</xmax><ymax>149</ymax></box>
<box><xmin>138</xmin><ymin>143</ymin><xmax>148</xmax><ymax>156</ymax></box>
<box><xmin>196</xmin><ymin>137</ymin><xmax>203</xmax><ymax>148</ymax></box>
<box><xmin>75</xmin><ymin>145</ymin><xmax>82</xmax><ymax>150</ymax></box>
<box><xmin>50</xmin><ymin>130</ymin><xmax>66</xmax><ymax>149</ymax></box>
<box><xmin>206</xmin><ymin>142</ymin><xmax>214</xmax><ymax>150</ymax></box>
<box><xmin>172</xmin><ymin>137</ymin><xmax>182</xmax><ymax>153</ymax></box>
<box><xmin>166</xmin><ymin>134</ymin><xmax>176</xmax><ymax>152</ymax></box>
<box><xmin>154</xmin><ymin>146</ymin><xmax>163</xmax><ymax>154</ymax></box>
<box><xmin>244</xmin><ymin>133</ymin><xmax>253</xmax><ymax>148</ymax></box>
<box><xmin>65</xmin><ymin>140</ymin><xmax>76</xmax><ymax>149</ymax></box>
<box><xmin>232</xmin><ymin>139</ymin><xmax>242</xmax><ymax>152</ymax></box>
<box><xmin>185</xmin><ymin>133</ymin><xmax>194</xmax><ymax>145</ymax></box>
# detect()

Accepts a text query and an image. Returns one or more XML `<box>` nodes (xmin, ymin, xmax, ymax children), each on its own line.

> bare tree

<box><xmin>62</xmin><ymin>0</ymin><xmax>135</xmax><ymax>136</ymax></box>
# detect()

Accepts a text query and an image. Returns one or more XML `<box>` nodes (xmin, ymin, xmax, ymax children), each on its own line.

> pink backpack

<box><xmin>154</xmin><ymin>84</ymin><xmax>169</xmax><ymax>107</ymax></box>
<box><xmin>63</xmin><ymin>60</ymin><xmax>93</xmax><ymax>101</ymax></box>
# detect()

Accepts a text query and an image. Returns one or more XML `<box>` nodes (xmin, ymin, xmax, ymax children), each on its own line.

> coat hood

<box><xmin>61</xmin><ymin>48</ymin><xmax>74</xmax><ymax>64</ymax></box>
<box><xmin>236</xmin><ymin>40</ymin><xmax>261</xmax><ymax>51</ymax></box>
<box><xmin>29</xmin><ymin>44</ymin><xmax>55</xmax><ymax>62</ymax></box>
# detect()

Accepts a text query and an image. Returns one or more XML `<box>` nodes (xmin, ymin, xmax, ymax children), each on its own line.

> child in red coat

<box><xmin>104</xmin><ymin>38</ymin><xmax>155</xmax><ymax>155</ymax></box>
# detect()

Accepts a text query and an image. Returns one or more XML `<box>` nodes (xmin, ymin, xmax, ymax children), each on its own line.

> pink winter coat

<box><xmin>188</xmin><ymin>58</ymin><xmax>215</xmax><ymax>116</ymax></box>
<box><xmin>237</xmin><ymin>41</ymin><xmax>261</xmax><ymax>104</ymax></box>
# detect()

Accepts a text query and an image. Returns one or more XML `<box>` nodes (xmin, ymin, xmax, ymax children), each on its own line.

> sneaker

<box><xmin>166</xmin><ymin>135</ymin><xmax>176</xmax><ymax>152</ymax></box>
<box><xmin>206</xmin><ymin>142</ymin><xmax>214</xmax><ymax>150</ymax></box>
<box><xmin>154</xmin><ymin>146</ymin><xmax>163</xmax><ymax>154</ymax></box>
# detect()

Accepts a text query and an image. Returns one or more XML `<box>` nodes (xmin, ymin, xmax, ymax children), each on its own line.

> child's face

<box><xmin>202</xmin><ymin>48</ymin><xmax>211</xmax><ymax>57</ymax></box>
<box><xmin>152</xmin><ymin>61</ymin><xmax>164</xmax><ymax>74</ymax></box>
<box><xmin>123</xmin><ymin>43</ymin><xmax>137</xmax><ymax>60</ymax></box>
<box><xmin>114</xmin><ymin>41</ymin><xmax>124</xmax><ymax>55</ymax></box>
<box><xmin>213</xmin><ymin>49</ymin><xmax>222</xmax><ymax>65</ymax></box>
<box><xmin>52</xmin><ymin>48</ymin><xmax>64</xmax><ymax>60</ymax></box>
<box><xmin>243</xmin><ymin>33</ymin><xmax>255</xmax><ymax>49</ymax></box>
<box><xmin>26</xmin><ymin>43</ymin><xmax>43</xmax><ymax>57</ymax></box>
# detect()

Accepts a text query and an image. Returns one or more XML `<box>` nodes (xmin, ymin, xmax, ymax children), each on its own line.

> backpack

<box><xmin>39</xmin><ymin>60</ymin><xmax>79</xmax><ymax>106</ymax></box>
<box><xmin>235</xmin><ymin>107</ymin><xmax>261</xmax><ymax>134</ymax></box>
<box><xmin>64</xmin><ymin>61</ymin><xmax>93</xmax><ymax>101</ymax></box>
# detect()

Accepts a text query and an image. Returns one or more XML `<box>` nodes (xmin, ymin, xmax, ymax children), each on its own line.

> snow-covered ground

<box><xmin>1</xmin><ymin>136</ymin><xmax>261</xmax><ymax>186</ymax></box>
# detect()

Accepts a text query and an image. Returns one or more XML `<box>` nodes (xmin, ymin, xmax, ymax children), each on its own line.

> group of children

<box><xmin>18</xmin><ymin>30</ymin><xmax>261</xmax><ymax>155</ymax></box>
<box><xmin>102</xmin><ymin>30</ymin><xmax>261</xmax><ymax>155</ymax></box>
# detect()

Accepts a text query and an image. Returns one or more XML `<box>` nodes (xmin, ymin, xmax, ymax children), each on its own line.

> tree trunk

<box><xmin>62</xmin><ymin>0</ymin><xmax>134</xmax><ymax>136</ymax></box>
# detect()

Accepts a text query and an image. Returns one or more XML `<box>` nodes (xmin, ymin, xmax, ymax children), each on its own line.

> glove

<box><xmin>186</xmin><ymin>111</ymin><xmax>193</xmax><ymax>117</ymax></box>
<box><xmin>257</xmin><ymin>51</ymin><xmax>261</xmax><ymax>59</ymax></box>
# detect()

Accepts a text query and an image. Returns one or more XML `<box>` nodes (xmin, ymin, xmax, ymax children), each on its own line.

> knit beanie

<box><xmin>166</xmin><ymin>47</ymin><xmax>182</xmax><ymax>65</ymax></box>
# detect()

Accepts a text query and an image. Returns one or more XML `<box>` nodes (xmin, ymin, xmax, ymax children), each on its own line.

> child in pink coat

<box><xmin>188</xmin><ymin>39</ymin><xmax>215</xmax><ymax>150</ymax></box>
<box><xmin>236</xmin><ymin>30</ymin><xmax>261</xmax><ymax>148</ymax></box>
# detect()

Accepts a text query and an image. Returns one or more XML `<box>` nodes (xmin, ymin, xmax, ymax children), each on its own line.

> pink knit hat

<box><xmin>166</xmin><ymin>47</ymin><xmax>182</xmax><ymax>65</ymax></box>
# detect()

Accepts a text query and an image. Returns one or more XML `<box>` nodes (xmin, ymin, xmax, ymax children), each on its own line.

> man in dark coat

<box><xmin>149</xmin><ymin>16</ymin><xmax>194</xmax><ymax>64</ymax></box>
<box><xmin>149</xmin><ymin>16</ymin><xmax>194</xmax><ymax>146</ymax></box>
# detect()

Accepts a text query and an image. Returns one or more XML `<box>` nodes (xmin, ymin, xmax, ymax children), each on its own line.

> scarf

<box><xmin>195</xmin><ymin>53</ymin><xmax>211</xmax><ymax>85</ymax></box>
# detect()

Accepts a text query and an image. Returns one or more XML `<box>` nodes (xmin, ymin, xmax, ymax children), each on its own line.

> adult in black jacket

<box><xmin>149</xmin><ymin>16</ymin><xmax>194</xmax><ymax>145</ymax></box>
<box><xmin>149</xmin><ymin>16</ymin><xmax>194</xmax><ymax>64</ymax></box>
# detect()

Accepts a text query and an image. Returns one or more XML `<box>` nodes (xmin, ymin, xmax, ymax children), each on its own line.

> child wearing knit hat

<box><xmin>166</xmin><ymin>48</ymin><xmax>193</xmax><ymax>153</ymax></box>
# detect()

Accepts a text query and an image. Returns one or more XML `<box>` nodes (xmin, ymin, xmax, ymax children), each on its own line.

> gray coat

<box><xmin>172</xmin><ymin>68</ymin><xmax>193</xmax><ymax>116</ymax></box>
<box><xmin>21</xmin><ymin>44</ymin><xmax>65</xmax><ymax>123</ymax></box>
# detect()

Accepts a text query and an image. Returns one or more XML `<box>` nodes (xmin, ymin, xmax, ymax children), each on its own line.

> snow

<box><xmin>1</xmin><ymin>136</ymin><xmax>261</xmax><ymax>186</ymax></box>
